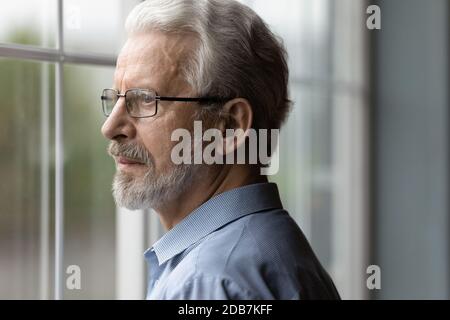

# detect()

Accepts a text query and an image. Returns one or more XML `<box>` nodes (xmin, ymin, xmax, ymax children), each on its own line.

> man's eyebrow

<box><xmin>112</xmin><ymin>85</ymin><xmax>159</xmax><ymax>92</ymax></box>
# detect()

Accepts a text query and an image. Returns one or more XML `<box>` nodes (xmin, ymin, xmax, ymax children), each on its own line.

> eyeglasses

<box><xmin>101</xmin><ymin>88</ymin><xmax>228</xmax><ymax>118</ymax></box>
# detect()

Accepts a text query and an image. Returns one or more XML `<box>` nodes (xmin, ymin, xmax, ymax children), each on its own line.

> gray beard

<box><xmin>112</xmin><ymin>162</ymin><xmax>201</xmax><ymax>211</ymax></box>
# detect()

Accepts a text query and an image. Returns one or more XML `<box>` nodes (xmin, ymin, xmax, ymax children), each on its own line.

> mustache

<box><xmin>108</xmin><ymin>141</ymin><xmax>152</xmax><ymax>165</ymax></box>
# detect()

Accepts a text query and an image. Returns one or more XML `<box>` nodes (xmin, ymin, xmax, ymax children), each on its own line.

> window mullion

<box><xmin>54</xmin><ymin>0</ymin><xmax>64</xmax><ymax>301</ymax></box>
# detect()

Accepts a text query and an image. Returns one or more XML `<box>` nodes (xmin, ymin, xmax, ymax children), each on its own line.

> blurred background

<box><xmin>0</xmin><ymin>0</ymin><xmax>448</xmax><ymax>300</ymax></box>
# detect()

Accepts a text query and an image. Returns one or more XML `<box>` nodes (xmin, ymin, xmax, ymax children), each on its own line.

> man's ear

<box><xmin>220</xmin><ymin>98</ymin><xmax>253</xmax><ymax>155</ymax></box>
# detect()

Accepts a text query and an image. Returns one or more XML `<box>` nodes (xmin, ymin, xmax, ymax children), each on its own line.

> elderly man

<box><xmin>101</xmin><ymin>0</ymin><xmax>340</xmax><ymax>300</ymax></box>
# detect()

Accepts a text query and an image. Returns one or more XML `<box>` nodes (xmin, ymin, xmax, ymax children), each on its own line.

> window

<box><xmin>0</xmin><ymin>0</ymin><xmax>141</xmax><ymax>300</ymax></box>
<box><xmin>63</xmin><ymin>64</ymin><xmax>117</xmax><ymax>299</ymax></box>
<box><xmin>0</xmin><ymin>58</ymin><xmax>54</xmax><ymax>299</ymax></box>
<box><xmin>0</xmin><ymin>0</ymin><xmax>57</xmax><ymax>48</ymax></box>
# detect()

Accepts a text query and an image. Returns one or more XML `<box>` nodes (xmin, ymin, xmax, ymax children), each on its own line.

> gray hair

<box><xmin>125</xmin><ymin>0</ymin><xmax>291</xmax><ymax>131</ymax></box>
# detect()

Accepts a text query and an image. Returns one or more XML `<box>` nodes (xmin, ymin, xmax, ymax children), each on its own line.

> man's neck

<box><xmin>154</xmin><ymin>165</ymin><xmax>268</xmax><ymax>230</ymax></box>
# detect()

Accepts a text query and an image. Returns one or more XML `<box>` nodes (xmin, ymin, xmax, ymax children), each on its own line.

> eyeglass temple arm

<box><xmin>100</xmin><ymin>94</ymin><xmax>228</xmax><ymax>103</ymax></box>
<box><xmin>158</xmin><ymin>96</ymin><xmax>227</xmax><ymax>103</ymax></box>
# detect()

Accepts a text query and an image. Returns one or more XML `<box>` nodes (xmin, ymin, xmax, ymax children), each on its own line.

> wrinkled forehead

<box><xmin>114</xmin><ymin>31</ymin><xmax>196</xmax><ymax>93</ymax></box>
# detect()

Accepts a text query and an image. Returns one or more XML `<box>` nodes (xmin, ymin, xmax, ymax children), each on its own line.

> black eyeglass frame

<box><xmin>101</xmin><ymin>88</ymin><xmax>230</xmax><ymax>118</ymax></box>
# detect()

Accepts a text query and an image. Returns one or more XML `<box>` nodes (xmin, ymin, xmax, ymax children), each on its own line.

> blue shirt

<box><xmin>144</xmin><ymin>182</ymin><xmax>340</xmax><ymax>300</ymax></box>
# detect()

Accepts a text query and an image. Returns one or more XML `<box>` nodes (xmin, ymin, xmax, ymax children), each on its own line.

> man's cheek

<box><xmin>147</xmin><ymin>140</ymin><xmax>176</xmax><ymax>172</ymax></box>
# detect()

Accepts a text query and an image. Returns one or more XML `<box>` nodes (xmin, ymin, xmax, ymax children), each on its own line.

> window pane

<box><xmin>0</xmin><ymin>58</ymin><xmax>55</xmax><ymax>299</ymax></box>
<box><xmin>333</xmin><ymin>0</ymin><xmax>369</xmax><ymax>86</ymax></box>
<box><xmin>239</xmin><ymin>0</ymin><xmax>330</xmax><ymax>80</ymax></box>
<box><xmin>63</xmin><ymin>0</ymin><xmax>141</xmax><ymax>56</ymax></box>
<box><xmin>270</xmin><ymin>84</ymin><xmax>333</xmax><ymax>266</ymax></box>
<box><xmin>0</xmin><ymin>0</ymin><xmax>56</xmax><ymax>48</ymax></box>
<box><xmin>63</xmin><ymin>64</ymin><xmax>116</xmax><ymax>299</ymax></box>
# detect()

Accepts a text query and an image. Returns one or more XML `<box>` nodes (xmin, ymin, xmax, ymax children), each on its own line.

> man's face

<box><xmin>101</xmin><ymin>31</ymin><xmax>202</xmax><ymax>210</ymax></box>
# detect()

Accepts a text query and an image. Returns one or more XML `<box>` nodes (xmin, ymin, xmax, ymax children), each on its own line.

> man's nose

<box><xmin>101</xmin><ymin>99</ymin><xmax>135</xmax><ymax>141</ymax></box>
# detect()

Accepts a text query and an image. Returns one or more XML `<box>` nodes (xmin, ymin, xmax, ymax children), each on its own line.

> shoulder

<box><xmin>196</xmin><ymin>208</ymin><xmax>312</xmax><ymax>271</ymax></box>
<box><xmin>164</xmin><ymin>209</ymin><xmax>340</xmax><ymax>299</ymax></box>
<box><xmin>190</xmin><ymin>209</ymin><xmax>317</xmax><ymax>299</ymax></box>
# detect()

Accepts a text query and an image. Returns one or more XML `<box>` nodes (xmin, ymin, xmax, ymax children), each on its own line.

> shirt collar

<box><xmin>144</xmin><ymin>182</ymin><xmax>283</xmax><ymax>266</ymax></box>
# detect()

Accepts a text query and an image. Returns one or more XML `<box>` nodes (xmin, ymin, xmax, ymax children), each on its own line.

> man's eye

<box><xmin>142</xmin><ymin>94</ymin><xmax>153</xmax><ymax>104</ymax></box>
